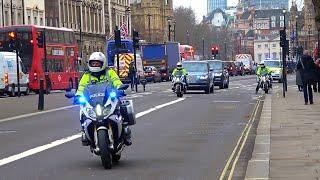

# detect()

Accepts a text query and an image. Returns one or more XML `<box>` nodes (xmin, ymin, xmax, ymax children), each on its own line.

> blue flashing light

<box><xmin>78</xmin><ymin>96</ymin><xmax>86</xmax><ymax>104</ymax></box>
<box><xmin>109</xmin><ymin>91</ymin><xmax>117</xmax><ymax>99</ymax></box>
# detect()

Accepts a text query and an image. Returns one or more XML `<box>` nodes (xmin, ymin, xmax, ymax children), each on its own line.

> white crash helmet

<box><xmin>88</xmin><ymin>52</ymin><xmax>107</xmax><ymax>73</ymax></box>
<box><xmin>177</xmin><ymin>62</ymin><xmax>182</xmax><ymax>68</ymax></box>
<box><xmin>259</xmin><ymin>60</ymin><xmax>265</xmax><ymax>67</ymax></box>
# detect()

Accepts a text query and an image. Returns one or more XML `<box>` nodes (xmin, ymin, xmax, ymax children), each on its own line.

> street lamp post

<box><xmin>308</xmin><ymin>24</ymin><xmax>311</xmax><ymax>51</ymax></box>
<box><xmin>125</xmin><ymin>7</ymin><xmax>130</xmax><ymax>37</ymax></box>
<box><xmin>77</xmin><ymin>0</ymin><xmax>83</xmax><ymax>61</ymax></box>
<box><xmin>147</xmin><ymin>13</ymin><xmax>151</xmax><ymax>42</ymax></box>
<box><xmin>282</xmin><ymin>9</ymin><xmax>287</xmax><ymax>97</ymax></box>
<box><xmin>1</xmin><ymin>0</ymin><xmax>4</xmax><ymax>26</ymax></box>
<box><xmin>202</xmin><ymin>37</ymin><xmax>204</xmax><ymax>59</ymax></box>
<box><xmin>168</xmin><ymin>19</ymin><xmax>171</xmax><ymax>42</ymax></box>
<box><xmin>10</xmin><ymin>0</ymin><xmax>13</xmax><ymax>25</ymax></box>
<box><xmin>186</xmin><ymin>30</ymin><xmax>190</xmax><ymax>45</ymax></box>
<box><xmin>173</xmin><ymin>21</ymin><xmax>176</xmax><ymax>41</ymax></box>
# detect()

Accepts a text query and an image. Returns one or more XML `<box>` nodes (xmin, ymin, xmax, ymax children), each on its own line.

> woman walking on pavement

<box><xmin>297</xmin><ymin>50</ymin><xmax>317</xmax><ymax>105</ymax></box>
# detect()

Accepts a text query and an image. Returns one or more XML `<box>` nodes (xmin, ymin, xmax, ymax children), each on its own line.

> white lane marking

<box><xmin>213</xmin><ymin>101</ymin><xmax>240</xmax><ymax>103</ymax></box>
<box><xmin>0</xmin><ymin>98</ymin><xmax>186</xmax><ymax>167</ymax></box>
<box><xmin>0</xmin><ymin>105</ymin><xmax>77</xmax><ymax>123</ymax></box>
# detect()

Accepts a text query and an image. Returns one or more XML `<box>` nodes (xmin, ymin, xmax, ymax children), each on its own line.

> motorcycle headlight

<box><xmin>103</xmin><ymin>104</ymin><xmax>112</xmax><ymax>116</ymax></box>
<box><xmin>85</xmin><ymin>107</ymin><xmax>96</xmax><ymax>119</ymax></box>
<box><xmin>200</xmin><ymin>75</ymin><xmax>208</xmax><ymax>80</ymax></box>
<box><xmin>96</xmin><ymin>104</ymin><xmax>103</xmax><ymax>116</ymax></box>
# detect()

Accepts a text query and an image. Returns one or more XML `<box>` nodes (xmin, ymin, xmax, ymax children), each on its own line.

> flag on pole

<box><xmin>120</xmin><ymin>22</ymin><xmax>129</xmax><ymax>39</ymax></box>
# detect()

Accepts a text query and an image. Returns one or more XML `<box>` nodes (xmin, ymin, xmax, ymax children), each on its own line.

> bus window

<box><xmin>70</xmin><ymin>32</ymin><xmax>75</xmax><ymax>44</ymax></box>
<box><xmin>45</xmin><ymin>30</ymin><xmax>51</xmax><ymax>43</ymax></box>
<box><xmin>59</xmin><ymin>31</ymin><xmax>65</xmax><ymax>44</ymax></box>
<box><xmin>64</xmin><ymin>32</ymin><xmax>70</xmax><ymax>44</ymax></box>
<box><xmin>51</xmin><ymin>30</ymin><xmax>59</xmax><ymax>43</ymax></box>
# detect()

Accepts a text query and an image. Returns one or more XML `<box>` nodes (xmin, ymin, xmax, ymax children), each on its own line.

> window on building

<box><xmin>258</xmin><ymin>44</ymin><xmax>261</xmax><ymax>48</ymax></box>
<box><xmin>258</xmin><ymin>54</ymin><xmax>262</xmax><ymax>61</ymax></box>
<box><xmin>280</xmin><ymin>16</ymin><xmax>284</xmax><ymax>20</ymax></box>
<box><xmin>40</xmin><ymin>18</ymin><xmax>43</xmax><ymax>26</ymax></box>
<box><xmin>271</xmin><ymin>16</ymin><xmax>276</xmax><ymax>21</ymax></box>
<box><xmin>264</xmin><ymin>53</ymin><xmax>269</xmax><ymax>58</ymax></box>
<box><xmin>271</xmin><ymin>22</ymin><xmax>275</xmax><ymax>27</ymax></box>
<box><xmin>272</xmin><ymin>43</ymin><xmax>276</xmax><ymax>47</ymax></box>
<box><xmin>280</xmin><ymin>21</ymin><xmax>284</xmax><ymax>27</ymax></box>
<box><xmin>34</xmin><ymin>17</ymin><xmax>38</xmax><ymax>25</ymax></box>
<box><xmin>265</xmin><ymin>44</ymin><xmax>268</xmax><ymax>48</ymax></box>
<box><xmin>28</xmin><ymin>16</ymin><xmax>31</xmax><ymax>24</ymax></box>
<box><xmin>272</xmin><ymin>52</ymin><xmax>277</xmax><ymax>59</ymax></box>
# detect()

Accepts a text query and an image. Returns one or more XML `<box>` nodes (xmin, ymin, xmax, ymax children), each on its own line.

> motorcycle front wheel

<box><xmin>98</xmin><ymin>130</ymin><xmax>112</xmax><ymax>169</ymax></box>
<box><xmin>176</xmin><ymin>84</ymin><xmax>183</xmax><ymax>97</ymax></box>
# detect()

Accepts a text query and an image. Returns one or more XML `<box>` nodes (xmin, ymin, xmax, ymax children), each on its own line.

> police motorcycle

<box><xmin>258</xmin><ymin>72</ymin><xmax>271</xmax><ymax>94</ymax></box>
<box><xmin>65</xmin><ymin>82</ymin><xmax>135</xmax><ymax>169</ymax></box>
<box><xmin>172</xmin><ymin>71</ymin><xmax>187</xmax><ymax>98</ymax></box>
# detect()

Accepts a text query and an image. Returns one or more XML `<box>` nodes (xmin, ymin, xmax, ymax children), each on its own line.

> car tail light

<box><xmin>4</xmin><ymin>73</ymin><xmax>8</xmax><ymax>85</ymax></box>
<box><xmin>33</xmin><ymin>72</ymin><xmax>38</xmax><ymax>80</ymax></box>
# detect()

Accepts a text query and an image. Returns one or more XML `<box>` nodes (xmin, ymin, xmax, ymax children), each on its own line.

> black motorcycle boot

<box><xmin>81</xmin><ymin>130</ymin><xmax>90</xmax><ymax>146</ymax></box>
<box><xmin>123</xmin><ymin>126</ymin><xmax>132</xmax><ymax>146</ymax></box>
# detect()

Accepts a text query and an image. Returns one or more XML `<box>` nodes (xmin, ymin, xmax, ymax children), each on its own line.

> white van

<box><xmin>0</xmin><ymin>52</ymin><xmax>29</xmax><ymax>96</ymax></box>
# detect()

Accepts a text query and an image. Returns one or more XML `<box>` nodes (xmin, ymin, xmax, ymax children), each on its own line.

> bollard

<box><xmin>135</xmin><ymin>76</ymin><xmax>138</xmax><ymax>92</ymax></box>
<box><xmin>38</xmin><ymin>79</ymin><xmax>44</xmax><ymax>111</ymax></box>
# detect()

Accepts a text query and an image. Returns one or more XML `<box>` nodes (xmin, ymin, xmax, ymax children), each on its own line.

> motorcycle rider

<box><xmin>172</xmin><ymin>62</ymin><xmax>187</xmax><ymax>90</ymax></box>
<box><xmin>76</xmin><ymin>52</ymin><xmax>132</xmax><ymax>146</ymax></box>
<box><xmin>255</xmin><ymin>61</ymin><xmax>273</xmax><ymax>94</ymax></box>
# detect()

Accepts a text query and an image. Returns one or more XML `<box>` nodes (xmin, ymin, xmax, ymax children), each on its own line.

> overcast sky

<box><xmin>173</xmin><ymin>0</ymin><xmax>303</xmax><ymax>23</ymax></box>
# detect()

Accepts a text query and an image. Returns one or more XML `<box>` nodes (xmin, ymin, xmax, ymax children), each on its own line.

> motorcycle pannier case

<box><xmin>120</xmin><ymin>100</ymin><xmax>136</xmax><ymax>125</ymax></box>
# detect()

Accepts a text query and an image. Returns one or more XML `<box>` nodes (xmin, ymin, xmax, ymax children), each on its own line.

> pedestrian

<box><xmin>313</xmin><ymin>58</ymin><xmax>320</xmax><ymax>92</ymax></box>
<box><xmin>296</xmin><ymin>68</ymin><xmax>303</xmax><ymax>92</ymax></box>
<box><xmin>128</xmin><ymin>62</ymin><xmax>136</xmax><ymax>91</ymax></box>
<box><xmin>297</xmin><ymin>50</ymin><xmax>317</xmax><ymax>105</ymax></box>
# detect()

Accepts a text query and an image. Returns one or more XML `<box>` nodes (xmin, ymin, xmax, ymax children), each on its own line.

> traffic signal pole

<box><xmin>15</xmin><ymin>42</ymin><xmax>20</xmax><ymax>97</ymax></box>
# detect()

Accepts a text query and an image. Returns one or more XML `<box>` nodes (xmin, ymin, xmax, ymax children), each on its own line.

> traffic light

<box><xmin>8</xmin><ymin>31</ymin><xmax>17</xmax><ymax>50</ymax></box>
<box><xmin>114</xmin><ymin>29</ymin><xmax>121</xmax><ymax>49</ymax></box>
<box><xmin>36</xmin><ymin>31</ymin><xmax>44</xmax><ymax>48</ymax></box>
<box><xmin>133</xmin><ymin>30</ymin><xmax>140</xmax><ymax>49</ymax></box>
<box><xmin>280</xmin><ymin>30</ymin><xmax>286</xmax><ymax>47</ymax></box>
<box><xmin>211</xmin><ymin>46</ymin><xmax>219</xmax><ymax>55</ymax></box>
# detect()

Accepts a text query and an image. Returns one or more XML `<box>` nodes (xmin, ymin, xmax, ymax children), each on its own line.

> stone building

<box><xmin>0</xmin><ymin>0</ymin><xmax>45</xmax><ymax>27</ymax></box>
<box><xmin>106</xmin><ymin>0</ymin><xmax>131</xmax><ymax>39</ymax></box>
<box><xmin>130</xmin><ymin>0</ymin><xmax>173</xmax><ymax>43</ymax></box>
<box><xmin>45</xmin><ymin>0</ymin><xmax>106</xmax><ymax>61</ymax></box>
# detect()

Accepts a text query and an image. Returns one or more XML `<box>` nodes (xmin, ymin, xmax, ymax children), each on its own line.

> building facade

<box><xmin>207</xmin><ymin>0</ymin><xmax>227</xmax><ymax>14</ymax></box>
<box><xmin>45</xmin><ymin>0</ymin><xmax>106</xmax><ymax>61</ymax></box>
<box><xmin>241</xmin><ymin>0</ymin><xmax>288</xmax><ymax>10</ymax></box>
<box><xmin>0</xmin><ymin>0</ymin><xmax>45</xmax><ymax>27</ymax></box>
<box><xmin>254</xmin><ymin>35</ymin><xmax>281</xmax><ymax>63</ymax></box>
<box><xmin>131</xmin><ymin>0</ymin><xmax>173</xmax><ymax>43</ymax></box>
<box><xmin>106</xmin><ymin>0</ymin><xmax>131</xmax><ymax>39</ymax></box>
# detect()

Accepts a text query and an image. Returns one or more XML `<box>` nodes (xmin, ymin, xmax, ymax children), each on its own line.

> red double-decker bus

<box><xmin>179</xmin><ymin>45</ymin><xmax>195</xmax><ymax>60</ymax></box>
<box><xmin>0</xmin><ymin>25</ymin><xmax>79</xmax><ymax>93</ymax></box>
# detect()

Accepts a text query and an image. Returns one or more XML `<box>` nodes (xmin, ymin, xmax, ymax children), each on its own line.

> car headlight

<box><xmin>199</xmin><ymin>75</ymin><xmax>208</xmax><ymax>80</ymax></box>
<box><xmin>214</xmin><ymin>73</ymin><xmax>222</xmax><ymax>76</ymax></box>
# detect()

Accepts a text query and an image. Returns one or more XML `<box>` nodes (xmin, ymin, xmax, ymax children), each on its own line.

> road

<box><xmin>0</xmin><ymin>75</ymin><xmax>263</xmax><ymax>180</ymax></box>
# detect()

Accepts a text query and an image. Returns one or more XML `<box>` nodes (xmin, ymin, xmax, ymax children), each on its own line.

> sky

<box><xmin>173</xmin><ymin>0</ymin><xmax>303</xmax><ymax>23</ymax></box>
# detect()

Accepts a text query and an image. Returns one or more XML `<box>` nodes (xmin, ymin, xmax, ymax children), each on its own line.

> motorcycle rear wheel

<box><xmin>98</xmin><ymin>130</ymin><xmax>112</xmax><ymax>169</ymax></box>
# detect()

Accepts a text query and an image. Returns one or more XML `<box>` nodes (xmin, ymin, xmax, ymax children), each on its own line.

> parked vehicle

<box><xmin>206</xmin><ymin>60</ymin><xmax>229</xmax><ymax>89</ymax></box>
<box><xmin>106</xmin><ymin>39</ymin><xmax>134</xmax><ymax>67</ymax></box>
<box><xmin>235</xmin><ymin>61</ymin><xmax>245</xmax><ymax>76</ymax></box>
<box><xmin>223</xmin><ymin>61</ymin><xmax>237</xmax><ymax>76</ymax></box>
<box><xmin>182</xmin><ymin>61</ymin><xmax>214</xmax><ymax>94</ymax></box>
<box><xmin>235</xmin><ymin>54</ymin><xmax>254</xmax><ymax>74</ymax></box>
<box><xmin>141</xmin><ymin>42</ymin><xmax>180</xmax><ymax>81</ymax></box>
<box><xmin>264</xmin><ymin>59</ymin><xmax>283</xmax><ymax>83</ymax></box>
<box><xmin>0</xmin><ymin>25</ymin><xmax>80</xmax><ymax>93</ymax></box>
<box><xmin>0</xmin><ymin>52</ymin><xmax>29</xmax><ymax>96</ymax></box>
<box><xmin>113</xmin><ymin>53</ymin><xmax>146</xmax><ymax>84</ymax></box>
<box><xmin>143</xmin><ymin>66</ymin><xmax>161</xmax><ymax>83</ymax></box>
<box><xmin>65</xmin><ymin>83</ymin><xmax>135</xmax><ymax>169</ymax></box>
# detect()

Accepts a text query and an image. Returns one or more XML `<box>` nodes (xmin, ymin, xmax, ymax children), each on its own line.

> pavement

<box><xmin>245</xmin><ymin>76</ymin><xmax>320</xmax><ymax>180</ymax></box>
<box><xmin>0</xmin><ymin>75</ymin><xmax>263</xmax><ymax>179</ymax></box>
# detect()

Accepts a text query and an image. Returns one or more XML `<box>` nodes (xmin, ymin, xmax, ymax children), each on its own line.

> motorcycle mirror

<box><xmin>119</xmin><ymin>84</ymin><xmax>129</xmax><ymax>90</ymax></box>
<box><xmin>65</xmin><ymin>91</ymin><xmax>76</xmax><ymax>98</ymax></box>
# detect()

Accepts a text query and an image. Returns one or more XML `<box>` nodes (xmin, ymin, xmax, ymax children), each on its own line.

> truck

<box><xmin>141</xmin><ymin>42</ymin><xmax>180</xmax><ymax>81</ymax></box>
<box><xmin>234</xmin><ymin>54</ymin><xmax>254</xmax><ymax>74</ymax></box>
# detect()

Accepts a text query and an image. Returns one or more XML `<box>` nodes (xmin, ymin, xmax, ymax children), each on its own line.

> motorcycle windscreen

<box><xmin>83</xmin><ymin>83</ymin><xmax>112</xmax><ymax>106</ymax></box>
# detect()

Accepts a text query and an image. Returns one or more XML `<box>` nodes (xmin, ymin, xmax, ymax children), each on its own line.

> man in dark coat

<box><xmin>128</xmin><ymin>62</ymin><xmax>136</xmax><ymax>91</ymax></box>
<box><xmin>297</xmin><ymin>50</ymin><xmax>316</xmax><ymax>105</ymax></box>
